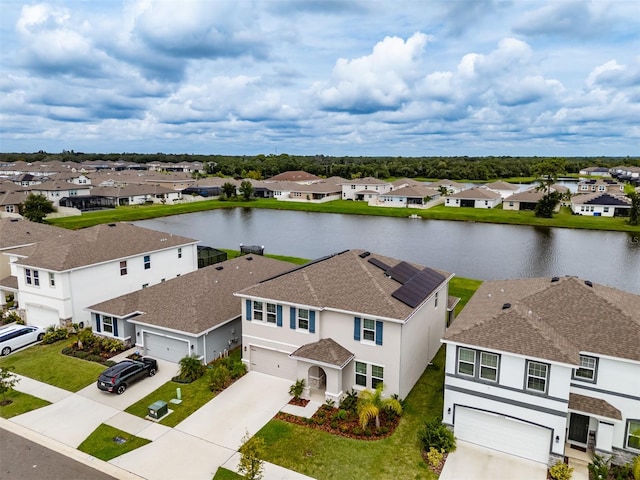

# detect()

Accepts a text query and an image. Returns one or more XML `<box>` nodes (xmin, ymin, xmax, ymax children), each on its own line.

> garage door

<box><xmin>144</xmin><ymin>332</ymin><xmax>189</xmax><ymax>363</ymax></box>
<box><xmin>455</xmin><ymin>407</ymin><xmax>551</xmax><ymax>464</ymax></box>
<box><xmin>25</xmin><ymin>305</ymin><xmax>59</xmax><ymax>329</ymax></box>
<box><xmin>250</xmin><ymin>346</ymin><xmax>297</xmax><ymax>380</ymax></box>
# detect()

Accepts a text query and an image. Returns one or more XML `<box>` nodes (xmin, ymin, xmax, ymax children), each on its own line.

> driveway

<box><xmin>440</xmin><ymin>440</ymin><xmax>547</xmax><ymax>480</ymax></box>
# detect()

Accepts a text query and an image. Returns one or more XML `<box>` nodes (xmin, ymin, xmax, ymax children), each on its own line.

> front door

<box><xmin>568</xmin><ymin>413</ymin><xmax>589</xmax><ymax>444</ymax></box>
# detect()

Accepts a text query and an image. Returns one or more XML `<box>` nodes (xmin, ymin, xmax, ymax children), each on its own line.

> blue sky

<box><xmin>1</xmin><ymin>0</ymin><xmax>639</xmax><ymax>156</ymax></box>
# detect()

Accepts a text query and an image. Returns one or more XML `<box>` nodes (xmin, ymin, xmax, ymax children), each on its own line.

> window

<box><xmin>120</xmin><ymin>261</ymin><xmax>127</xmax><ymax>276</ymax></box>
<box><xmin>142</xmin><ymin>283</ymin><xmax>149</xmax><ymax>288</ymax></box>
<box><xmin>298</xmin><ymin>309</ymin><xmax>309</xmax><ymax>330</ymax></box>
<box><xmin>49</xmin><ymin>272</ymin><xmax>55</xmax><ymax>287</ymax></box>
<box><xmin>102</xmin><ymin>316</ymin><xmax>114</xmax><ymax>334</ymax></box>
<box><xmin>355</xmin><ymin>362</ymin><xmax>367</xmax><ymax>387</ymax></box>
<box><xmin>144</xmin><ymin>255</ymin><xmax>151</xmax><ymax>269</ymax></box>
<box><xmin>627</xmin><ymin>420</ymin><xmax>640</xmax><ymax>450</ymax></box>
<box><xmin>178</xmin><ymin>248</ymin><xmax>182</xmax><ymax>258</ymax></box>
<box><xmin>363</xmin><ymin>319</ymin><xmax>376</xmax><ymax>342</ymax></box>
<box><xmin>25</xmin><ymin>269</ymin><xmax>32</xmax><ymax>285</ymax></box>
<box><xmin>6</xmin><ymin>205</ymin><xmax>14</xmax><ymax>213</ymax></box>
<box><xmin>434</xmin><ymin>292</ymin><xmax>439</xmax><ymax>307</ymax></box>
<box><xmin>526</xmin><ymin>361</ymin><xmax>549</xmax><ymax>393</ymax></box>
<box><xmin>603</xmin><ymin>207</ymin><xmax>609</xmax><ymax>213</ymax></box>
<box><xmin>480</xmin><ymin>352</ymin><xmax>499</xmax><ymax>381</ymax></box>
<box><xmin>371</xmin><ymin>365</ymin><xmax>384</xmax><ymax>388</ymax></box>
<box><xmin>457</xmin><ymin>348</ymin><xmax>475</xmax><ymax>376</ymax></box>
<box><xmin>573</xmin><ymin>355</ymin><xmax>597</xmax><ymax>381</ymax></box>
<box><xmin>266</xmin><ymin>303</ymin><xmax>277</xmax><ymax>324</ymax></box>
<box><xmin>25</xmin><ymin>269</ymin><xmax>39</xmax><ymax>287</ymax></box>
<box><xmin>253</xmin><ymin>301</ymin><xmax>263</xmax><ymax>321</ymax></box>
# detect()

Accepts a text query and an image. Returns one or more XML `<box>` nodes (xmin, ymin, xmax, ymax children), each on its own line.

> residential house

<box><xmin>5</xmin><ymin>223</ymin><xmax>199</xmax><ymax>329</ymax></box>
<box><xmin>375</xmin><ymin>185</ymin><xmax>442</xmax><ymax>209</ymax></box>
<box><xmin>445</xmin><ymin>187</ymin><xmax>503</xmax><ymax>209</ymax></box>
<box><xmin>428</xmin><ymin>179</ymin><xmax>467</xmax><ymax>194</ymax></box>
<box><xmin>87</xmin><ymin>184</ymin><xmax>182</xmax><ymax>206</ymax></box>
<box><xmin>571</xmin><ymin>192</ymin><xmax>631</xmax><ymax>217</ymax></box>
<box><xmin>273</xmin><ymin>179</ymin><xmax>342</xmax><ymax>203</ymax></box>
<box><xmin>236</xmin><ymin>249</ymin><xmax>453</xmax><ymax>402</ymax></box>
<box><xmin>484</xmin><ymin>181</ymin><xmax>520</xmax><ymax>199</ymax></box>
<box><xmin>265</xmin><ymin>171</ymin><xmax>322</xmax><ymax>184</ymax></box>
<box><xmin>577</xmin><ymin>179</ymin><xmax>624</xmax><ymax>195</ymax></box>
<box><xmin>340</xmin><ymin>178</ymin><xmax>393</xmax><ymax>201</ymax></box>
<box><xmin>86</xmin><ymin>255</ymin><xmax>294</xmax><ymax>363</ymax></box>
<box><xmin>27</xmin><ymin>180</ymin><xmax>92</xmax><ymax>207</ymax></box>
<box><xmin>0</xmin><ymin>182</ymin><xmax>28</xmax><ymax>218</ymax></box>
<box><xmin>503</xmin><ymin>185</ymin><xmax>568</xmax><ymax>212</ymax></box>
<box><xmin>579</xmin><ymin>167</ymin><xmax>611</xmax><ymax>177</ymax></box>
<box><xmin>442</xmin><ymin>276</ymin><xmax>640</xmax><ymax>466</ymax></box>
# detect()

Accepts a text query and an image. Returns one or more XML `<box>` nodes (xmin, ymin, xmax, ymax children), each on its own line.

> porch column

<box><xmin>595</xmin><ymin>421</ymin><xmax>614</xmax><ymax>453</ymax></box>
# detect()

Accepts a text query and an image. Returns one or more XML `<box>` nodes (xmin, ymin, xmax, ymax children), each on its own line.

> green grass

<box><xmin>0</xmin><ymin>336</ymin><xmax>106</xmax><ymax>392</ymax></box>
<box><xmin>220</xmin><ymin>249</ymin><xmax>310</xmax><ymax>266</ymax></box>
<box><xmin>48</xmin><ymin>196</ymin><xmax>640</xmax><ymax>233</ymax></box>
<box><xmin>449</xmin><ymin>276</ymin><xmax>483</xmax><ymax>316</ymax></box>
<box><xmin>0</xmin><ymin>390</ymin><xmax>50</xmax><ymax>418</ymax></box>
<box><xmin>212</xmin><ymin>468</ymin><xmax>244</xmax><ymax>480</ymax></box>
<box><xmin>77</xmin><ymin>423</ymin><xmax>151</xmax><ymax>461</ymax></box>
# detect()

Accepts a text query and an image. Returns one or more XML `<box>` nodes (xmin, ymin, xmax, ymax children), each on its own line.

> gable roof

<box><xmin>484</xmin><ymin>181</ymin><xmax>519</xmax><ymax>191</ymax></box>
<box><xmin>237</xmin><ymin>249</ymin><xmax>451</xmax><ymax>321</ymax></box>
<box><xmin>444</xmin><ymin>276</ymin><xmax>640</xmax><ymax>364</ymax></box>
<box><xmin>448</xmin><ymin>187</ymin><xmax>502</xmax><ymax>200</ymax></box>
<box><xmin>266</xmin><ymin>171</ymin><xmax>321</xmax><ymax>182</ymax></box>
<box><xmin>88</xmin><ymin>255</ymin><xmax>294</xmax><ymax>335</ymax></box>
<box><xmin>12</xmin><ymin>222</ymin><xmax>199</xmax><ymax>271</ymax></box>
<box><xmin>290</xmin><ymin>338</ymin><xmax>354</xmax><ymax>368</ymax></box>
<box><xmin>382</xmin><ymin>185</ymin><xmax>439</xmax><ymax>199</ymax></box>
<box><xmin>571</xmin><ymin>192</ymin><xmax>631</xmax><ymax>207</ymax></box>
<box><xmin>0</xmin><ymin>218</ymin><xmax>71</xmax><ymax>250</ymax></box>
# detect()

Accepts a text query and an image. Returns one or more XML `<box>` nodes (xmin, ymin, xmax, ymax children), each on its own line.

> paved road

<box><xmin>0</xmin><ymin>427</ymin><xmax>117</xmax><ymax>480</ymax></box>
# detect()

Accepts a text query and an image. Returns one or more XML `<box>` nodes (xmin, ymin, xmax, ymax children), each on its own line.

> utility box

<box><xmin>148</xmin><ymin>400</ymin><xmax>168</xmax><ymax>420</ymax></box>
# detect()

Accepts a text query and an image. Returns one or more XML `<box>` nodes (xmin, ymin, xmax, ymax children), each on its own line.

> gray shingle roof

<box><xmin>12</xmin><ymin>222</ymin><xmax>198</xmax><ymax>271</ymax></box>
<box><xmin>569</xmin><ymin>393</ymin><xmax>622</xmax><ymax>420</ymax></box>
<box><xmin>0</xmin><ymin>218</ymin><xmax>71</xmax><ymax>250</ymax></box>
<box><xmin>290</xmin><ymin>338</ymin><xmax>354</xmax><ymax>367</ymax></box>
<box><xmin>237</xmin><ymin>250</ymin><xmax>451</xmax><ymax>321</ymax></box>
<box><xmin>88</xmin><ymin>255</ymin><xmax>295</xmax><ymax>335</ymax></box>
<box><xmin>444</xmin><ymin>276</ymin><xmax>640</xmax><ymax>363</ymax></box>
<box><xmin>448</xmin><ymin>187</ymin><xmax>502</xmax><ymax>200</ymax></box>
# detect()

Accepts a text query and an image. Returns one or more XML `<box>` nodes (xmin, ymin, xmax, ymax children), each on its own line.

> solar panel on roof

<box><xmin>368</xmin><ymin>257</ymin><xmax>391</xmax><ymax>271</ymax></box>
<box><xmin>392</xmin><ymin>268</ymin><xmax>446</xmax><ymax>308</ymax></box>
<box><xmin>386</xmin><ymin>261</ymin><xmax>420</xmax><ymax>284</ymax></box>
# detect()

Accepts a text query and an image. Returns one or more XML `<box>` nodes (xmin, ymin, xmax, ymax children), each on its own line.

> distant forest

<box><xmin>1</xmin><ymin>151</ymin><xmax>638</xmax><ymax>181</ymax></box>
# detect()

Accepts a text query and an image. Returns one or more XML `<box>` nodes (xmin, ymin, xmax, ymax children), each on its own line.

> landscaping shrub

<box><xmin>633</xmin><ymin>455</ymin><xmax>640</xmax><ymax>480</ymax></box>
<box><xmin>289</xmin><ymin>379</ymin><xmax>305</xmax><ymax>400</ymax></box>
<box><xmin>588</xmin><ymin>454</ymin><xmax>610</xmax><ymax>480</ymax></box>
<box><xmin>177</xmin><ymin>355</ymin><xmax>205</xmax><ymax>382</ymax></box>
<box><xmin>209</xmin><ymin>365</ymin><xmax>232</xmax><ymax>392</ymax></box>
<box><xmin>419</xmin><ymin>418</ymin><xmax>456</xmax><ymax>453</ymax></box>
<box><xmin>334</xmin><ymin>409</ymin><xmax>347</xmax><ymax>421</ymax></box>
<box><xmin>549</xmin><ymin>461</ymin><xmax>574</xmax><ymax>480</ymax></box>
<box><xmin>426</xmin><ymin>447</ymin><xmax>444</xmax><ymax>470</ymax></box>
<box><xmin>1</xmin><ymin>311</ymin><xmax>21</xmax><ymax>325</ymax></box>
<box><xmin>42</xmin><ymin>327</ymin><xmax>68</xmax><ymax>344</ymax></box>
<box><xmin>339</xmin><ymin>389</ymin><xmax>358</xmax><ymax>412</ymax></box>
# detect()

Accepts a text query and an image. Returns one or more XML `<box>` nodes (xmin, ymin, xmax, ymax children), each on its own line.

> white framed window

<box><xmin>573</xmin><ymin>355</ymin><xmax>597</xmax><ymax>382</ymax></box>
<box><xmin>480</xmin><ymin>352</ymin><xmax>499</xmax><ymax>381</ymax></box>
<box><xmin>266</xmin><ymin>303</ymin><xmax>277</xmax><ymax>324</ymax></box>
<box><xmin>6</xmin><ymin>205</ymin><xmax>14</xmax><ymax>213</ymax></box>
<box><xmin>457</xmin><ymin>348</ymin><xmax>475</xmax><ymax>376</ymax></box>
<box><xmin>434</xmin><ymin>292</ymin><xmax>439</xmax><ymax>308</ymax></box>
<box><xmin>298</xmin><ymin>309</ymin><xmax>309</xmax><ymax>330</ymax></box>
<box><xmin>363</xmin><ymin>318</ymin><xmax>376</xmax><ymax>342</ymax></box>
<box><xmin>627</xmin><ymin>420</ymin><xmax>640</xmax><ymax>451</ymax></box>
<box><xmin>526</xmin><ymin>361</ymin><xmax>549</xmax><ymax>393</ymax></box>
<box><xmin>603</xmin><ymin>207</ymin><xmax>609</xmax><ymax>213</ymax></box>
<box><xmin>120</xmin><ymin>261</ymin><xmax>127</xmax><ymax>276</ymax></box>
<box><xmin>49</xmin><ymin>272</ymin><xmax>55</xmax><ymax>287</ymax></box>
<box><xmin>178</xmin><ymin>248</ymin><xmax>182</xmax><ymax>258</ymax></box>
<box><xmin>355</xmin><ymin>361</ymin><xmax>367</xmax><ymax>387</ymax></box>
<box><xmin>253</xmin><ymin>301</ymin><xmax>264</xmax><ymax>321</ymax></box>
<box><xmin>371</xmin><ymin>365</ymin><xmax>384</xmax><ymax>389</ymax></box>
<box><xmin>144</xmin><ymin>255</ymin><xmax>151</xmax><ymax>269</ymax></box>
<box><xmin>102</xmin><ymin>316</ymin><xmax>114</xmax><ymax>334</ymax></box>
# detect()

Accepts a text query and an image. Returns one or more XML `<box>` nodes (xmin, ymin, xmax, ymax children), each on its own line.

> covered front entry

<box><xmin>249</xmin><ymin>346</ymin><xmax>297</xmax><ymax>381</ymax></box>
<box><xmin>144</xmin><ymin>332</ymin><xmax>189</xmax><ymax>363</ymax></box>
<box><xmin>568</xmin><ymin>413</ymin><xmax>589</xmax><ymax>445</ymax></box>
<box><xmin>308</xmin><ymin>366</ymin><xmax>327</xmax><ymax>391</ymax></box>
<box><xmin>454</xmin><ymin>407</ymin><xmax>551</xmax><ymax>464</ymax></box>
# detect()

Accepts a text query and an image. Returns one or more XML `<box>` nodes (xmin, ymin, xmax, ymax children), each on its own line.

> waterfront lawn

<box><xmin>220</xmin><ymin>249</ymin><xmax>310</xmax><ymax>265</ymax></box>
<box><xmin>449</xmin><ymin>276</ymin><xmax>483</xmax><ymax>315</ymax></box>
<box><xmin>0</xmin><ymin>336</ymin><xmax>105</xmax><ymax>392</ymax></box>
<box><xmin>0</xmin><ymin>390</ymin><xmax>50</xmax><ymax>418</ymax></box>
<box><xmin>78</xmin><ymin>424</ymin><xmax>150</xmax><ymax>461</ymax></box>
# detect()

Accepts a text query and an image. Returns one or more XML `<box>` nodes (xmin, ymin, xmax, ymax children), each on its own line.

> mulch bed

<box><xmin>276</xmin><ymin>404</ymin><xmax>400</xmax><ymax>440</ymax></box>
<box><xmin>421</xmin><ymin>449</ymin><xmax>448</xmax><ymax>476</ymax></box>
<box><xmin>288</xmin><ymin>397</ymin><xmax>310</xmax><ymax>407</ymax></box>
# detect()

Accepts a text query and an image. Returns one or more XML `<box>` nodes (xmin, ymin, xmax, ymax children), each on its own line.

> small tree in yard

<box><xmin>288</xmin><ymin>378</ymin><xmax>305</xmax><ymax>401</ymax></box>
<box><xmin>177</xmin><ymin>355</ymin><xmax>205</xmax><ymax>382</ymax></box>
<box><xmin>0</xmin><ymin>366</ymin><xmax>20</xmax><ymax>405</ymax></box>
<box><xmin>628</xmin><ymin>191</ymin><xmax>639</xmax><ymax>226</ymax></box>
<box><xmin>238</xmin><ymin>431</ymin><xmax>265</xmax><ymax>480</ymax></box>
<box><xmin>239</xmin><ymin>180</ymin><xmax>254</xmax><ymax>201</ymax></box>
<box><xmin>21</xmin><ymin>193</ymin><xmax>55</xmax><ymax>223</ymax></box>
<box><xmin>221</xmin><ymin>182</ymin><xmax>237</xmax><ymax>200</ymax></box>
<box><xmin>357</xmin><ymin>383</ymin><xmax>403</xmax><ymax>430</ymax></box>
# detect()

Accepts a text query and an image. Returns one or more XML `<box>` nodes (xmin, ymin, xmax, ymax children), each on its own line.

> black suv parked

<box><xmin>97</xmin><ymin>358</ymin><xmax>158</xmax><ymax>394</ymax></box>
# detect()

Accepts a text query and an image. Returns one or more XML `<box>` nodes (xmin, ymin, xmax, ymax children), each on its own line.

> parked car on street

<box><xmin>0</xmin><ymin>325</ymin><xmax>46</xmax><ymax>356</ymax></box>
<box><xmin>97</xmin><ymin>357</ymin><xmax>158</xmax><ymax>394</ymax></box>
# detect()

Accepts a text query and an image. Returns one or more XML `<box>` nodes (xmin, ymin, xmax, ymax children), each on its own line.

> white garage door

<box><xmin>250</xmin><ymin>346</ymin><xmax>297</xmax><ymax>380</ymax></box>
<box><xmin>26</xmin><ymin>305</ymin><xmax>59</xmax><ymax>329</ymax></box>
<box><xmin>455</xmin><ymin>407</ymin><xmax>551</xmax><ymax>464</ymax></box>
<box><xmin>144</xmin><ymin>332</ymin><xmax>189</xmax><ymax>363</ymax></box>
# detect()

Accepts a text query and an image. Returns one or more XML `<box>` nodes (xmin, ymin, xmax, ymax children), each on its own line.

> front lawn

<box><xmin>0</xmin><ymin>390</ymin><xmax>50</xmax><ymax>418</ymax></box>
<box><xmin>0</xmin><ymin>336</ymin><xmax>106</xmax><ymax>392</ymax></box>
<box><xmin>212</xmin><ymin>468</ymin><xmax>243</xmax><ymax>480</ymax></box>
<box><xmin>77</xmin><ymin>423</ymin><xmax>151</xmax><ymax>461</ymax></box>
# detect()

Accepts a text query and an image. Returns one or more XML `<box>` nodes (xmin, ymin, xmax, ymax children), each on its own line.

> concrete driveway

<box><xmin>440</xmin><ymin>441</ymin><xmax>548</xmax><ymax>480</ymax></box>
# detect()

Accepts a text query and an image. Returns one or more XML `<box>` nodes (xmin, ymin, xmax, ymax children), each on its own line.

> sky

<box><xmin>0</xmin><ymin>0</ymin><xmax>639</xmax><ymax>157</ymax></box>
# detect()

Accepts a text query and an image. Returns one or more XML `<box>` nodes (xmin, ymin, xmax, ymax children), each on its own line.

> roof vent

<box><xmin>246</xmin><ymin>256</ymin><xmax>253</xmax><ymax>261</ymax></box>
<box><xmin>502</xmin><ymin>303</ymin><xmax>511</xmax><ymax>310</ymax></box>
<box><xmin>108</xmin><ymin>223</ymin><xmax>116</xmax><ymax>227</ymax></box>
<box><xmin>10</xmin><ymin>218</ymin><xmax>19</xmax><ymax>222</ymax></box>
<box><xmin>359</xmin><ymin>251</ymin><xmax>371</xmax><ymax>258</ymax></box>
<box><xmin>551</xmin><ymin>277</ymin><xmax>559</xmax><ymax>282</ymax></box>
<box><xmin>584</xmin><ymin>280</ymin><xmax>593</xmax><ymax>288</ymax></box>
<box><xmin>215</xmin><ymin>266</ymin><xmax>224</xmax><ymax>271</ymax></box>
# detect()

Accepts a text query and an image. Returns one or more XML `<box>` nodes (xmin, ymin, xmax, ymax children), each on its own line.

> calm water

<box><xmin>136</xmin><ymin>208</ymin><xmax>640</xmax><ymax>294</ymax></box>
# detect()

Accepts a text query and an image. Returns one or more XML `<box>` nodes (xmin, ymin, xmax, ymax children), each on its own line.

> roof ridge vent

<box><xmin>502</xmin><ymin>303</ymin><xmax>511</xmax><ymax>310</ymax></box>
<box><xmin>359</xmin><ymin>251</ymin><xmax>371</xmax><ymax>258</ymax></box>
<box><xmin>215</xmin><ymin>266</ymin><xmax>224</xmax><ymax>270</ymax></box>
<box><xmin>108</xmin><ymin>223</ymin><xmax>116</xmax><ymax>227</ymax></box>
<box><xmin>584</xmin><ymin>280</ymin><xmax>593</xmax><ymax>287</ymax></box>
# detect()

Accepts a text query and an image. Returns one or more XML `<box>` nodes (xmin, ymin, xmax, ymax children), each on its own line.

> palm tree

<box><xmin>357</xmin><ymin>383</ymin><xmax>403</xmax><ymax>430</ymax></box>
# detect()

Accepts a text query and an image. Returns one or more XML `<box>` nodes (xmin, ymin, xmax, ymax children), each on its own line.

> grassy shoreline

<box><xmin>48</xmin><ymin>197</ymin><xmax>640</xmax><ymax>233</ymax></box>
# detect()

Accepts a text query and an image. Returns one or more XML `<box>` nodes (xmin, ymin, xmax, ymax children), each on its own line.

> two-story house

<box><xmin>6</xmin><ymin>222</ymin><xmax>199</xmax><ymax>330</ymax></box>
<box><xmin>340</xmin><ymin>178</ymin><xmax>393</xmax><ymax>201</ymax></box>
<box><xmin>442</xmin><ymin>276</ymin><xmax>640</xmax><ymax>466</ymax></box>
<box><xmin>236</xmin><ymin>249</ymin><xmax>453</xmax><ymax>403</ymax></box>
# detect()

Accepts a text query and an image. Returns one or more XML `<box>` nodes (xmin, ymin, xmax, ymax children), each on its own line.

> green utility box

<box><xmin>148</xmin><ymin>400</ymin><xmax>168</xmax><ymax>420</ymax></box>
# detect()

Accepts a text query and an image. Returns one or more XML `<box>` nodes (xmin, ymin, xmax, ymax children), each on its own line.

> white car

<box><xmin>0</xmin><ymin>325</ymin><xmax>46</xmax><ymax>355</ymax></box>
